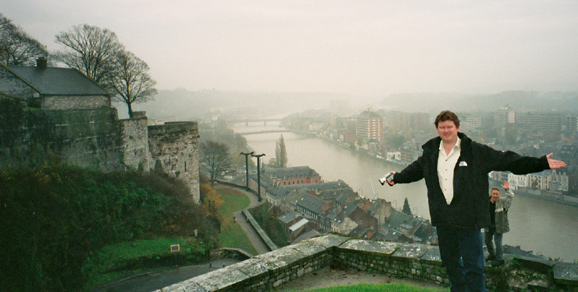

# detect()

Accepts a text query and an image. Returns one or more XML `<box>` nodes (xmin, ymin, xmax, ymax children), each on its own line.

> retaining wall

<box><xmin>156</xmin><ymin>234</ymin><xmax>578</xmax><ymax>292</ymax></box>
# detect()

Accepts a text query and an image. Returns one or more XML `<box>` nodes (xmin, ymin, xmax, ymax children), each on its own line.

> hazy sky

<box><xmin>4</xmin><ymin>1</ymin><xmax>578</xmax><ymax>96</ymax></box>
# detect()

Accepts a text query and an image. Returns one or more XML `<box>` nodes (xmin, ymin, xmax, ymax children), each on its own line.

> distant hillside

<box><xmin>380</xmin><ymin>91</ymin><xmax>578</xmax><ymax>114</ymax></box>
<box><xmin>115</xmin><ymin>90</ymin><xmax>578</xmax><ymax>122</ymax></box>
<box><xmin>121</xmin><ymin>90</ymin><xmax>355</xmax><ymax>122</ymax></box>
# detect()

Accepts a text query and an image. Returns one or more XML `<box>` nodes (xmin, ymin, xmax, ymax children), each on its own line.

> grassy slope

<box><xmin>217</xmin><ymin>187</ymin><xmax>258</xmax><ymax>255</ymax></box>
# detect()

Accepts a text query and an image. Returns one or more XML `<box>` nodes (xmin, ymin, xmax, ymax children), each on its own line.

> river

<box><xmin>232</xmin><ymin>122</ymin><xmax>578</xmax><ymax>263</ymax></box>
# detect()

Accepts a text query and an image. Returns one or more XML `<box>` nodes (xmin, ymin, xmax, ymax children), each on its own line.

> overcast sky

<box><xmin>4</xmin><ymin>0</ymin><xmax>578</xmax><ymax>96</ymax></box>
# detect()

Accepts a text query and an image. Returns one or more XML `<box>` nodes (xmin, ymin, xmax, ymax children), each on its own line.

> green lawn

<box><xmin>284</xmin><ymin>283</ymin><xmax>449</xmax><ymax>292</ymax></box>
<box><xmin>217</xmin><ymin>186</ymin><xmax>258</xmax><ymax>255</ymax></box>
<box><xmin>219</xmin><ymin>186</ymin><xmax>251</xmax><ymax>217</ymax></box>
<box><xmin>83</xmin><ymin>237</ymin><xmax>209</xmax><ymax>291</ymax></box>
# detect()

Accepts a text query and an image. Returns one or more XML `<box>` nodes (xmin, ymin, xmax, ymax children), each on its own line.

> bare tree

<box><xmin>110</xmin><ymin>50</ymin><xmax>157</xmax><ymax>118</ymax></box>
<box><xmin>200</xmin><ymin>141</ymin><xmax>231</xmax><ymax>186</ymax></box>
<box><xmin>0</xmin><ymin>13</ymin><xmax>47</xmax><ymax>65</ymax></box>
<box><xmin>54</xmin><ymin>24</ymin><xmax>123</xmax><ymax>91</ymax></box>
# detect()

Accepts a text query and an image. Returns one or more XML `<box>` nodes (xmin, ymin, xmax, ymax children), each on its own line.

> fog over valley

<box><xmin>121</xmin><ymin>90</ymin><xmax>578</xmax><ymax>122</ymax></box>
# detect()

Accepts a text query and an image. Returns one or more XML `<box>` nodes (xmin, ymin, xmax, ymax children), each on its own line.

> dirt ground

<box><xmin>275</xmin><ymin>266</ymin><xmax>449</xmax><ymax>291</ymax></box>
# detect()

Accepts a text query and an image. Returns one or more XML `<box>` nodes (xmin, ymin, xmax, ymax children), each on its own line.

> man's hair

<box><xmin>491</xmin><ymin>187</ymin><xmax>500</xmax><ymax>193</ymax></box>
<box><xmin>434</xmin><ymin>110</ymin><xmax>460</xmax><ymax>128</ymax></box>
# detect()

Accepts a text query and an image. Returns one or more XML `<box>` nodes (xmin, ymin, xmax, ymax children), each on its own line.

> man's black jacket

<box><xmin>392</xmin><ymin>132</ymin><xmax>550</xmax><ymax>229</ymax></box>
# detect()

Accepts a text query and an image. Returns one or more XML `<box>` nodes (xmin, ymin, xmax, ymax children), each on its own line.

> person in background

<box><xmin>485</xmin><ymin>180</ymin><xmax>514</xmax><ymax>267</ymax></box>
<box><xmin>383</xmin><ymin>110</ymin><xmax>567</xmax><ymax>292</ymax></box>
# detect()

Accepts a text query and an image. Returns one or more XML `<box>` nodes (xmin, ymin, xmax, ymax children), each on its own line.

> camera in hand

<box><xmin>379</xmin><ymin>173</ymin><xmax>394</xmax><ymax>185</ymax></box>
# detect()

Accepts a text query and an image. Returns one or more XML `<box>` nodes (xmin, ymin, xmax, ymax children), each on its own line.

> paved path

<box><xmin>214</xmin><ymin>184</ymin><xmax>270</xmax><ymax>255</ymax></box>
<box><xmin>94</xmin><ymin>258</ymin><xmax>240</xmax><ymax>292</ymax></box>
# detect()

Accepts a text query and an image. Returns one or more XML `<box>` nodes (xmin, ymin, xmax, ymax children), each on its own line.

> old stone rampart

<box><xmin>157</xmin><ymin>234</ymin><xmax>578</xmax><ymax>292</ymax></box>
<box><xmin>148</xmin><ymin>121</ymin><xmax>200</xmax><ymax>202</ymax></box>
<box><xmin>0</xmin><ymin>99</ymin><xmax>201</xmax><ymax>202</ymax></box>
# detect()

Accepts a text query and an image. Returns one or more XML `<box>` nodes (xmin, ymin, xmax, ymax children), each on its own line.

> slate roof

<box><xmin>278</xmin><ymin>211</ymin><xmax>302</xmax><ymax>224</ymax></box>
<box><xmin>296</xmin><ymin>193</ymin><xmax>325</xmax><ymax>215</ymax></box>
<box><xmin>5</xmin><ymin>65</ymin><xmax>109</xmax><ymax>97</ymax></box>
<box><xmin>384</xmin><ymin>209</ymin><xmax>415</xmax><ymax>230</ymax></box>
<box><xmin>264</xmin><ymin>166</ymin><xmax>320</xmax><ymax>180</ymax></box>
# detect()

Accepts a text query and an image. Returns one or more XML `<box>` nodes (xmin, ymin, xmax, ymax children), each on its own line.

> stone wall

<box><xmin>120</xmin><ymin>113</ymin><xmax>150</xmax><ymax>171</ymax></box>
<box><xmin>156</xmin><ymin>234</ymin><xmax>578</xmax><ymax>292</ymax></box>
<box><xmin>50</xmin><ymin>108</ymin><xmax>124</xmax><ymax>172</ymax></box>
<box><xmin>41</xmin><ymin>95</ymin><xmax>111</xmax><ymax>110</ymax></box>
<box><xmin>0</xmin><ymin>104</ymin><xmax>126</xmax><ymax>172</ymax></box>
<box><xmin>148</xmin><ymin>121</ymin><xmax>200</xmax><ymax>203</ymax></box>
<box><xmin>1</xmin><ymin>100</ymin><xmax>201</xmax><ymax>202</ymax></box>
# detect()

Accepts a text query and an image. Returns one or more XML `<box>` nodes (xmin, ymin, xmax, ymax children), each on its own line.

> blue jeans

<box><xmin>484</xmin><ymin>229</ymin><xmax>504</xmax><ymax>260</ymax></box>
<box><xmin>437</xmin><ymin>226</ymin><xmax>486</xmax><ymax>292</ymax></box>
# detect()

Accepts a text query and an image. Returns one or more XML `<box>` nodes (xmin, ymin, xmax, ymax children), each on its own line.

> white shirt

<box><xmin>438</xmin><ymin>137</ymin><xmax>461</xmax><ymax>205</ymax></box>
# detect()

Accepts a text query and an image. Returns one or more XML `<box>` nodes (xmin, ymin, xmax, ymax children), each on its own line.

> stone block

<box><xmin>287</xmin><ymin>240</ymin><xmax>328</xmax><ymax>256</ymax></box>
<box><xmin>339</xmin><ymin>239</ymin><xmax>398</xmax><ymax>255</ymax></box>
<box><xmin>421</xmin><ymin>246</ymin><xmax>442</xmax><ymax>263</ymax></box>
<box><xmin>193</xmin><ymin>267</ymin><xmax>249</xmax><ymax>291</ymax></box>
<box><xmin>391</xmin><ymin>243</ymin><xmax>430</xmax><ymax>259</ymax></box>
<box><xmin>553</xmin><ymin>263</ymin><xmax>578</xmax><ymax>286</ymax></box>
<box><xmin>160</xmin><ymin>279</ymin><xmax>206</xmax><ymax>291</ymax></box>
<box><xmin>307</xmin><ymin>233</ymin><xmax>350</xmax><ymax>248</ymax></box>
<box><xmin>512</xmin><ymin>254</ymin><xmax>558</xmax><ymax>273</ymax></box>
<box><xmin>228</xmin><ymin>258</ymin><xmax>269</xmax><ymax>278</ymax></box>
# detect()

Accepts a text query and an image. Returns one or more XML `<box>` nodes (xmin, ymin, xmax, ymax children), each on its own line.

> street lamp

<box><xmin>251</xmin><ymin>153</ymin><xmax>265</xmax><ymax>201</ymax></box>
<box><xmin>239</xmin><ymin>151</ymin><xmax>254</xmax><ymax>191</ymax></box>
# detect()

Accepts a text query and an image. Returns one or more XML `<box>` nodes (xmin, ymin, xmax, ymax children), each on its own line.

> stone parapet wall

<box><xmin>158</xmin><ymin>235</ymin><xmax>337</xmax><ymax>292</ymax></box>
<box><xmin>242</xmin><ymin>209</ymin><xmax>278</xmax><ymax>252</ymax></box>
<box><xmin>156</xmin><ymin>234</ymin><xmax>578</xmax><ymax>292</ymax></box>
<box><xmin>210</xmin><ymin>248</ymin><xmax>253</xmax><ymax>261</ymax></box>
<box><xmin>334</xmin><ymin>238</ymin><xmax>449</xmax><ymax>286</ymax></box>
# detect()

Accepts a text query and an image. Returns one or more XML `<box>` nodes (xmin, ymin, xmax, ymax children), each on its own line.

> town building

<box><xmin>356</xmin><ymin>110</ymin><xmax>383</xmax><ymax>143</ymax></box>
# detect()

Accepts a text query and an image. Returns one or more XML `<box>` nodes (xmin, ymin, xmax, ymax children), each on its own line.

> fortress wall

<box><xmin>148</xmin><ymin>121</ymin><xmax>200</xmax><ymax>203</ymax></box>
<box><xmin>120</xmin><ymin>113</ymin><xmax>150</xmax><ymax>172</ymax></box>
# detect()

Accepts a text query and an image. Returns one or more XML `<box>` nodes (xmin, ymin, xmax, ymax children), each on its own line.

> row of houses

<box><xmin>489</xmin><ymin>169</ymin><xmax>569</xmax><ymax>192</ymax></box>
<box><xmin>246</xmin><ymin>166</ymin><xmax>437</xmax><ymax>245</ymax></box>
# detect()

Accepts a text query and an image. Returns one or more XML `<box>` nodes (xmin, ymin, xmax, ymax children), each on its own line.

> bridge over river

<box><xmin>226</xmin><ymin>118</ymin><xmax>282</xmax><ymax>126</ymax></box>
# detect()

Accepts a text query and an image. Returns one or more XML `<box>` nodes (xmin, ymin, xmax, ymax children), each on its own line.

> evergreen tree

<box><xmin>274</xmin><ymin>134</ymin><xmax>288</xmax><ymax>168</ymax></box>
<box><xmin>402</xmin><ymin>197</ymin><xmax>412</xmax><ymax>215</ymax></box>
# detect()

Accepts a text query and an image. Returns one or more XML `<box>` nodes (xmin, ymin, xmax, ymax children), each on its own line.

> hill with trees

<box><xmin>0</xmin><ymin>161</ymin><xmax>220</xmax><ymax>292</ymax></box>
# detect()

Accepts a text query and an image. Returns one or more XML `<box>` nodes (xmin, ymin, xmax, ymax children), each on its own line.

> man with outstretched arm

<box><xmin>383</xmin><ymin>110</ymin><xmax>567</xmax><ymax>292</ymax></box>
<box><xmin>485</xmin><ymin>180</ymin><xmax>514</xmax><ymax>267</ymax></box>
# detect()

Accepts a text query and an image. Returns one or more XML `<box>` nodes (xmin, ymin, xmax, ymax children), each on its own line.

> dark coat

<box><xmin>392</xmin><ymin>132</ymin><xmax>549</xmax><ymax>229</ymax></box>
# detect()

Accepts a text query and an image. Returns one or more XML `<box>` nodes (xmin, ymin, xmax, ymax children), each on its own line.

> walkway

<box><xmin>93</xmin><ymin>258</ymin><xmax>240</xmax><ymax>292</ymax></box>
<box><xmin>214</xmin><ymin>184</ymin><xmax>270</xmax><ymax>255</ymax></box>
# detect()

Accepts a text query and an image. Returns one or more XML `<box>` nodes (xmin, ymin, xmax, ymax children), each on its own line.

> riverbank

<box><xmin>489</xmin><ymin>179</ymin><xmax>578</xmax><ymax>208</ymax></box>
<box><xmin>313</xmin><ymin>130</ymin><xmax>578</xmax><ymax>209</ymax></box>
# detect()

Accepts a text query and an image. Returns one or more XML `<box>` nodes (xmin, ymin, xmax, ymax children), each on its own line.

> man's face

<box><xmin>437</xmin><ymin>120</ymin><xmax>459</xmax><ymax>144</ymax></box>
